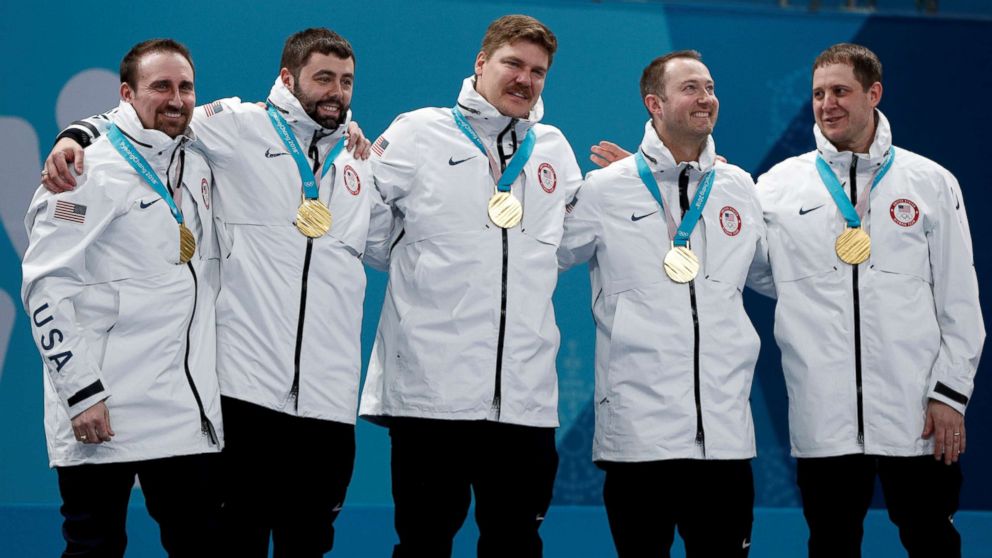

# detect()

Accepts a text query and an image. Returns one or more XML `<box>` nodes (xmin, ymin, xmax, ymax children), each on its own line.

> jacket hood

<box><xmin>638</xmin><ymin>120</ymin><xmax>717</xmax><ymax>174</ymax></box>
<box><xmin>266</xmin><ymin>77</ymin><xmax>353</xmax><ymax>145</ymax></box>
<box><xmin>454</xmin><ymin>76</ymin><xmax>543</xmax><ymax>138</ymax></box>
<box><xmin>814</xmin><ymin>109</ymin><xmax>893</xmax><ymax>165</ymax></box>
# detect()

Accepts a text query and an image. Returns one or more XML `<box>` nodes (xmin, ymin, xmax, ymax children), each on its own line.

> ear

<box><xmin>474</xmin><ymin>51</ymin><xmax>487</xmax><ymax>78</ymax></box>
<box><xmin>868</xmin><ymin>81</ymin><xmax>883</xmax><ymax>108</ymax></box>
<box><xmin>120</xmin><ymin>82</ymin><xmax>134</xmax><ymax>103</ymax></box>
<box><xmin>280</xmin><ymin>68</ymin><xmax>295</xmax><ymax>90</ymax></box>
<box><xmin>644</xmin><ymin>94</ymin><xmax>664</xmax><ymax>118</ymax></box>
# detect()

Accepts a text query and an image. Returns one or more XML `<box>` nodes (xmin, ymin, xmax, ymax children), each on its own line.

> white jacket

<box><xmin>65</xmin><ymin>80</ymin><xmax>390</xmax><ymax>423</ymax></box>
<box><xmin>359</xmin><ymin>77</ymin><xmax>582</xmax><ymax>427</ymax></box>
<box><xmin>22</xmin><ymin>102</ymin><xmax>223</xmax><ymax>467</ymax></box>
<box><xmin>752</xmin><ymin>111</ymin><xmax>984</xmax><ymax>457</ymax></box>
<box><xmin>559</xmin><ymin>122</ymin><xmax>765</xmax><ymax>461</ymax></box>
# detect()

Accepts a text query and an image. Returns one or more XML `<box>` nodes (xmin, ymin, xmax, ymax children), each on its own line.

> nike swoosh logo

<box><xmin>799</xmin><ymin>204</ymin><xmax>824</xmax><ymax>216</ymax></box>
<box><xmin>265</xmin><ymin>148</ymin><xmax>289</xmax><ymax>158</ymax></box>
<box><xmin>449</xmin><ymin>155</ymin><xmax>477</xmax><ymax>166</ymax></box>
<box><xmin>631</xmin><ymin>210</ymin><xmax>659</xmax><ymax>222</ymax></box>
<box><xmin>139</xmin><ymin>199</ymin><xmax>162</xmax><ymax>209</ymax></box>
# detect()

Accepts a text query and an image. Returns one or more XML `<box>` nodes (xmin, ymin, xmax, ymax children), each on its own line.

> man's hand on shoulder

<box><xmin>43</xmin><ymin>137</ymin><xmax>86</xmax><ymax>193</ymax></box>
<box><xmin>589</xmin><ymin>141</ymin><xmax>631</xmax><ymax>169</ymax></box>
<box><xmin>347</xmin><ymin>121</ymin><xmax>371</xmax><ymax>160</ymax></box>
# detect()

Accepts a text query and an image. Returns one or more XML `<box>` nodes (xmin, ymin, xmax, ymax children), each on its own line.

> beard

<box><xmin>294</xmin><ymin>82</ymin><xmax>349</xmax><ymax>131</ymax></box>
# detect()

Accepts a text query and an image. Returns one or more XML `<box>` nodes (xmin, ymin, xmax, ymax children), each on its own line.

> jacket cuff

<box><xmin>928</xmin><ymin>381</ymin><xmax>969</xmax><ymax>415</ymax></box>
<box><xmin>55</xmin><ymin>123</ymin><xmax>96</xmax><ymax>148</ymax></box>
<box><xmin>65</xmin><ymin>380</ymin><xmax>108</xmax><ymax>417</ymax></box>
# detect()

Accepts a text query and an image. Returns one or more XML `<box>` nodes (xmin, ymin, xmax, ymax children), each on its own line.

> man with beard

<box><xmin>557</xmin><ymin>50</ymin><xmax>765</xmax><ymax>557</ymax></box>
<box><xmin>750</xmin><ymin>43</ymin><xmax>983</xmax><ymax>558</ymax></box>
<box><xmin>24</xmin><ymin>39</ymin><xmax>223</xmax><ymax>557</ymax></box>
<box><xmin>43</xmin><ymin>28</ymin><xmax>386</xmax><ymax>557</ymax></box>
<box><xmin>359</xmin><ymin>14</ymin><xmax>582</xmax><ymax>558</ymax></box>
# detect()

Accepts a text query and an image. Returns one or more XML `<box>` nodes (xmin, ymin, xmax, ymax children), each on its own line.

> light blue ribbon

<box><xmin>635</xmin><ymin>151</ymin><xmax>715</xmax><ymax>247</ymax></box>
<box><xmin>815</xmin><ymin>147</ymin><xmax>896</xmax><ymax>228</ymax></box>
<box><xmin>107</xmin><ymin>124</ymin><xmax>184</xmax><ymax>224</ymax></box>
<box><xmin>266</xmin><ymin>103</ymin><xmax>345</xmax><ymax>200</ymax></box>
<box><xmin>452</xmin><ymin>107</ymin><xmax>535</xmax><ymax>193</ymax></box>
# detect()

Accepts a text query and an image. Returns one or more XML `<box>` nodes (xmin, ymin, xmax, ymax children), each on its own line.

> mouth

<box><xmin>317</xmin><ymin>101</ymin><xmax>342</xmax><ymax>118</ymax></box>
<box><xmin>160</xmin><ymin>109</ymin><xmax>186</xmax><ymax>120</ymax></box>
<box><xmin>691</xmin><ymin>111</ymin><xmax>711</xmax><ymax>119</ymax></box>
<box><xmin>822</xmin><ymin>113</ymin><xmax>846</xmax><ymax>126</ymax></box>
<box><xmin>505</xmin><ymin>88</ymin><xmax>531</xmax><ymax>102</ymax></box>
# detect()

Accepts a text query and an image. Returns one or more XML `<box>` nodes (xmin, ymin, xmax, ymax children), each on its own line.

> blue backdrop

<box><xmin>2</xmin><ymin>0</ymin><xmax>990</xmax><ymax>554</ymax></box>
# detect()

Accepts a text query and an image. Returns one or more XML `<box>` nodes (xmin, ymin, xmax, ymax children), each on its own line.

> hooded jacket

<box><xmin>560</xmin><ymin>121</ymin><xmax>766</xmax><ymax>461</ymax></box>
<box><xmin>23</xmin><ymin>101</ymin><xmax>222</xmax><ymax>467</ymax></box>
<box><xmin>359</xmin><ymin>77</ymin><xmax>582</xmax><ymax>427</ymax></box>
<box><xmin>56</xmin><ymin>79</ymin><xmax>391</xmax><ymax>423</ymax></box>
<box><xmin>752</xmin><ymin>111</ymin><xmax>984</xmax><ymax>457</ymax></box>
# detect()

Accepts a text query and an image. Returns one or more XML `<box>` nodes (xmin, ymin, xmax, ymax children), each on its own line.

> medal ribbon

<box><xmin>266</xmin><ymin>103</ymin><xmax>345</xmax><ymax>200</ymax></box>
<box><xmin>452</xmin><ymin>107</ymin><xmax>535</xmax><ymax>192</ymax></box>
<box><xmin>815</xmin><ymin>147</ymin><xmax>896</xmax><ymax>228</ymax></box>
<box><xmin>107</xmin><ymin>124</ymin><xmax>184</xmax><ymax>225</ymax></box>
<box><xmin>635</xmin><ymin>151</ymin><xmax>716</xmax><ymax>247</ymax></box>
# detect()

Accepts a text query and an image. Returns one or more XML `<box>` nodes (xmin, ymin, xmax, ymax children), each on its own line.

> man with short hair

<box><xmin>43</xmin><ymin>28</ymin><xmax>385</xmax><ymax>557</ymax></box>
<box><xmin>359</xmin><ymin>14</ymin><xmax>582</xmax><ymax>557</ymax></box>
<box><xmin>23</xmin><ymin>38</ymin><xmax>223</xmax><ymax>557</ymax></box>
<box><xmin>559</xmin><ymin>50</ymin><xmax>764</xmax><ymax>557</ymax></box>
<box><xmin>753</xmin><ymin>43</ymin><xmax>984</xmax><ymax>557</ymax></box>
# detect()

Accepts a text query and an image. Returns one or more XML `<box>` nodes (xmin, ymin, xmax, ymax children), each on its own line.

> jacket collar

<box><xmin>814</xmin><ymin>109</ymin><xmax>893</xmax><ymax>165</ymax></box>
<box><xmin>110</xmin><ymin>100</ymin><xmax>194</xmax><ymax>158</ymax></box>
<box><xmin>454</xmin><ymin>76</ymin><xmax>543</xmax><ymax>139</ymax></box>
<box><xmin>266</xmin><ymin>77</ymin><xmax>352</xmax><ymax>148</ymax></box>
<box><xmin>637</xmin><ymin>120</ymin><xmax>716</xmax><ymax>175</ymax></box>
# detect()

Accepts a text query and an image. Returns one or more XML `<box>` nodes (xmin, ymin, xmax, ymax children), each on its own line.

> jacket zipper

<box><xmin>679</xmin><ymin>167</ymin><xmax>705</xmax><ymax>455</ymax></box>
<box><xmin>184</xmin><ymin>262</ymin><xmax>218</xmax><ymax>445</ymax></box>
<box><xmin>850</xmin><ymin>156</ymin><xmax>865</xmax><ymax>446</ymax></box>
<box><xmin>289</xmin><ymin>131</ymin><xmax>326</xmax><ymax>411</ymax></box>
<box><xmin>491</xmin><ymin>119</ymin><xmax>518</xmax><ymax>420</ymax></box>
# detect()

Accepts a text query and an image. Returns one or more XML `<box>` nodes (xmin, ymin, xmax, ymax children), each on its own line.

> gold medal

<box><xmin>664</xmin><ymin>243</ymin><xmax>699</xmax><ymax>283</ymax></box>
<box><xmin>488</xmin><ymin>191</ymin><xmax>522</xmax><ymax>228</ymax></box>
<box><xmin>835</xmin><ymin>227</ymin><xmax>870</xmax><ymax>265</ymax></box>
<box><xmin>179</xmin><ymin>223</ymin><xmax>196</xmax><ymax>264</ymax></box>
<box><xmin>296</xmin><ymin>199</ymin><xmax>332</xmax><ymax>238</ymax></box>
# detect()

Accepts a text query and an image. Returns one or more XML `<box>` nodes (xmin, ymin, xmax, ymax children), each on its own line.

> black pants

<box><xmin>601</xmin><ymin>459</ymin><xmax>754</xmax><ymax>558</ymax></box>
<box><xmin>56</xmin><ymin>452</ymin><xmax>222</xmax><ymax>558</ymax></box>
<box><xmin>388</xmin><ymin>418</ymin><xmax>559</xmax><ymax>558</ymax></box>
<box><xmin>220</xmin><ymin>396</ymin><xmax>356</xmax><ymax>558</ymax></box>
<box><xmin>797</xmin><ymin>454</ymin><xmax>962</xmax><ymax>558</ymax></box>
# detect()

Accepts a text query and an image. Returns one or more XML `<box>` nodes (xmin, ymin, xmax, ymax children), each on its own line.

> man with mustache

<box><xmin>359</xmin><ymin>14</ymin><xmax>581</xmax><ymax>557</ymax></box>
<box><xmin>23</xmin><ymin>38</ymin><xmax>223</xmax><ymax>557</ymax></box>
<box><xmin>42</xmin><ymin>28</ymin><xmax>385</xmax><ymax>557</ymax></box>
<box><xmin>751</xmin><ymin>43</ymin><xmax>984</xmax><ymax>558</ymax></box>
<box><xmin>558</xmin><ymin>50</ymin><xmax>765</xmax><ymax>557</ymax></box>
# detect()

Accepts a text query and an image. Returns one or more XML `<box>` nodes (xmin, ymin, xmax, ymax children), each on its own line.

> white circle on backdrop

<box><xmin>56</xmin><ymin>68</ymin><xmax>119</xmax><ymax>129</ymax></box>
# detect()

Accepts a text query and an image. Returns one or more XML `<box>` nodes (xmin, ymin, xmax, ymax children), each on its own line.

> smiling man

<box><xmin>359</xmin><ymin>14</ymin><xmax>581</xmax><ymax>558</ymax></box>
<box><xmin>559</xmin><ymin>50</ymin><xmax>765</xmax><ymax>557</ymax></box>
<box><xmin>41</xmin><ymin>28</ymin><xmax>386</xmax><ymax>557</ymax></box>
<box><xmin>22</xmin><ymin>39</ymin><xmax>223</xmax><ymax>557</ymax></box>
<box><xmin>753</xmin><ymin>43</ymin><xmax>984</xmax><ymax>557</ymax></box>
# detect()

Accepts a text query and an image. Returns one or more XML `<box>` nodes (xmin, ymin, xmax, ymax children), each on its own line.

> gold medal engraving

<box><xmin>488</xmin><ymin>191</ymin><xmax>522</xmax><ymax>228</ymax></box>
<box><xmin>835</xmin><ymin>227</ymin><xmax>870</xmax><ymax>265</ymax></box>
<box><xmin>179</xmin><ymin>223</ymin><xmax>196</xmax><ymax>264</ymax></box>
<box><xmin>296</xmin><ymin>199</ymin><xmax>332</xmax><ymax>238</ymax></box>
<box><xmin>664</xmin><ymin>244</ymin><xmax>699</xmax><ymax>283</ymax></box>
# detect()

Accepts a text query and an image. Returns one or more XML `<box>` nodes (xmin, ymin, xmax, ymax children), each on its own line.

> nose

<box><xmin>168</xmin><ymin>87</ymin><xmax>183</xmax><ymax>107</ymax></box>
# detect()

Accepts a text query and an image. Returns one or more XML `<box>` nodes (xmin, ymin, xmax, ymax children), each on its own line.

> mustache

<box><xmin>506</xmin><ymin>84</ymin><xmax>531</xmax><ymax>99</ymax></box>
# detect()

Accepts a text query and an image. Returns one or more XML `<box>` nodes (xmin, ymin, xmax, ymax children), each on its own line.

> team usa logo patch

<box><xmin>343</xmin><ymin>165</ymin><xmax>361</xmax><ymax>195</ymax></box>
<box><xmin>201</xmin><ymin>178</ymin><xmax>210</xmax><ymax>209</ymax></box>
<box><xmin>889</xmin><ymin>198</ymin><xmax>919</xmax><ymax>227</ymax></box>
<box><xmin>719</xmin><ymin>206</ymin><xmax>741</xmax><ymax>236</ymax></box>
<box><xmin>538</xmin><ymin>163</ymin><xmax>557</xmax><ymax>193</ymax></box>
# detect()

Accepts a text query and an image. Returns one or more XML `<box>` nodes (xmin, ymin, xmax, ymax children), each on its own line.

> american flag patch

<box><xmin>371</xmin><ymin>136</ymin><xmax>390</xmax><ymax>157</ymax></box>
<box><xmin>203</xmin><ymin>101</ymin><xmax>224</xmax><ymax>117</ymax></box>
<box><xmin>54</xmin><ymin>200</ymin><xmax>87</xmax><ymax>224</ymax></box>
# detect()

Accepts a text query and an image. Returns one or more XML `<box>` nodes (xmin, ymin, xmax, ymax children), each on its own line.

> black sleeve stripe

<box><xmin>935</xmin><ymin>382</ymin><xmax>969</xmax><ymax>406</ymax></box>
<box><xmin>55</xmin><ymin>128</ymin><xmax>92</xmax><ymax>149</ymax></box>
<box><xmin>67</xmin><ymin>380</ymin><xmax>105</xmax><ymax>407</ymax></box>
<box><xmin>76</xmin><ymin>120</ymin><xmax>100</xmax><ymax>138</ymax></box>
